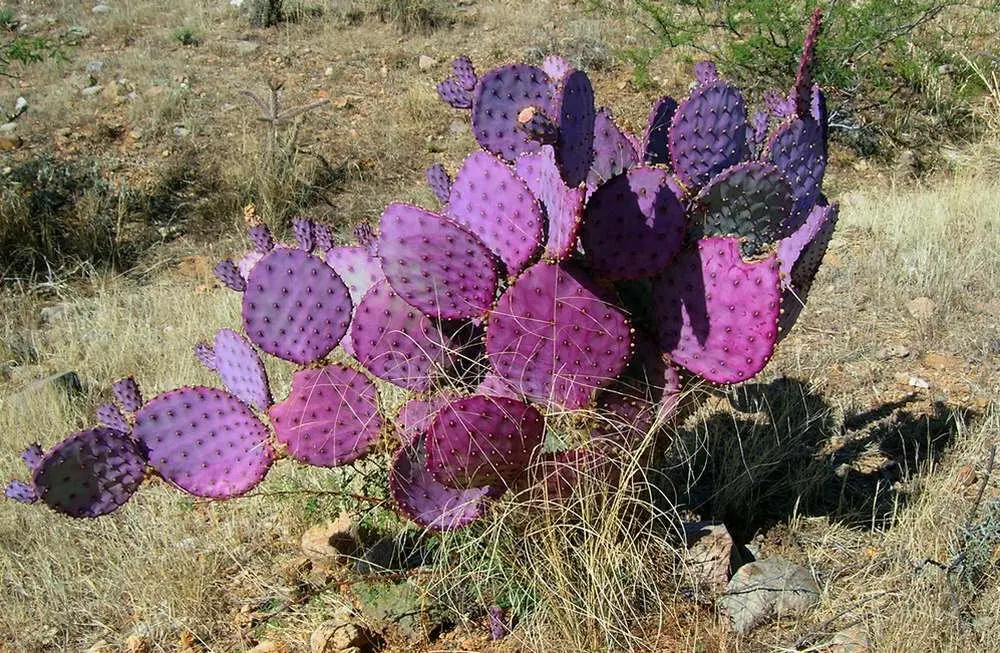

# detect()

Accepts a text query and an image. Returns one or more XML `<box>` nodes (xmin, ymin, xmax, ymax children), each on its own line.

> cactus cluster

<box><xmin>6</xmin><ymin>11</ymin><xmax>838</xmax><ymax>532</ymax></box>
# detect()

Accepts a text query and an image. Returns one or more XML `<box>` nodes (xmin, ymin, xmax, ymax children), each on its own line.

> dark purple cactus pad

<box><xmin>471</xmin><ymin>64</ymin><xmax>552</xmax><ymax>162</ymax></box>
<box><xmin>488</xmin><ymin>606</ymin><xmax>508</xmax><ymax>640</ymax></box>
<box><xmin>134</xmin><ymin>386</ymin><xmax>273</xmax><ymax>498</ymax></box>
<box><xmin>324</xmin><ymin>245</ymin><xmax>385</xmax><ymax>306</ymax></box>
<box><xmin>581</xmin><ymin>166</ymin><xmax>686</xmax><ymax>280</ymax></box>
<box><xmin>236</xmin><ymin>250</ymin><xmax>264</xmax><ymax>281</ymax></box>
<box><xmin>425</xmin><ymin>395</ymin><xmax>544</xmax><ymax>489</ymax></box>
<box><xmin>588</xmin><ymin>107</ymin><xmax>640</xmax><ymax>193</ymax></box>
<box><xmin>446</xmin><ymin>151</ymin><xmax>544</xmax><ymax>276</ymax></box>
<box><xmin>452</xmin><ymin>55</ymin><xmax>477</xmax><ymax>90</ymax></box>
<box><xmin>793</xmin><ymin>9</ymin><xmax>823</xmax><ymax>118</ymax></box>
<box><xmin>476</xmin><ymin>372</ymin><xmax>520</xmax><ymax>400</ymax></box>
<box><xmin>426</xmin><ymin>163</ymin><xmax>452</xmax><ymax>205</ymax></box>
<box><xmin>764</xmin><ymin>89</ymin><xmax>796</xmax><ymax>119</ymax></box>
<box><xmin>514</xmin><ymin>146</ymin><xmax>585</xmax><ymax>260</ymax></box>
<box><xmin>669</xmin><ymin>81</ymin><xmax>749</xmax><ymax>189</ymax></box>
<box><xmin>550</xmin><ymin>70</ymin><xmax>596</xmax><ymax>187</ymax></box>
<box><xmin>694</xmin><ymin>161</ymin><xmax>795</xmax><ymax>255</ymax></box>
<box><xmin>248</xmin><ymin>224</ymin><xmax>275</xmax><ymax>253</ymax></box>
<box><xmin>766</xmin><ymin>116</ymin><xmax>826</xmax><ymax>213</ymax></box>
<box><xmin>20</xmin><ymin>443</ymin><xmax>44</xmax><ymax>471</ymax></box>
<box><xmin>486</xmin><ymin>261</ymin><xmax>632</xmax><ymax>409</ymax></box>
<box><xmin>32</xmin><ymin>427</ymin><xmax>146</xmax><ymax>517</ymax></box>
<box><xmin>194</xmin><ymin>341</ymin><xmax>218</xmax><ymax>371</ymax></box>
<box><xmin>293</xmin><ymin>219</ymin><xmax>315</xmax><ymax>252</ymax></box>
<box><xmin>542</xmin><ymin>54</ymin><xmax>572</xmax><ymax>81</ymax></box>
<box><xmin>313</xmin><ymin>223</ymin><xmax>333</xmax><ymax>252</ymax></box>
<box><xmin>748</xmin><ymin>109</ymin><xmax>770</xmax><ymax>157</ymax></box>
<box><xmin>653</xmin><ymin>237</ymin><xmax>781</xmax><ymax>384</ymax></box>
<box><xmin>113</xmin><ymin>377</ymin><xmax>143</xmax><ymax>413</ymax></box>
<box><xmin>389</xmin><ymin>434</ymin><xmax>492</xmax><ymax>531</ymax></box>
<box><xmin>378</xmin><ymin>203</ymin><xmax>498</xmax><ymax>319</ymax></box>
<box><xmin>354</xmin><ymin>223</ymin><xmax>378</xmax><ymax>255</ymax></box>
<box><xmin>96</xmin><ymin>402</ymin><xmax>130</xmax><ymax>434</ymax></box>
<box><xmin>694</xmin><ymin>60</ymin><xmax>719</xmax><ymax>85</ymax></box>
<box><xmin>437</xmin><ymin>77</ymin><xmax>473</xmax><ymax>109</ymax></box>
<box><xmin>242</xmin><ymin>246</ymin><xmax>352</xmax><ymax>364</ymax></box>
<box><xmin>268</xmin><ymin>364</ymin><xmax>381</xmax><ymax>468</ymax></box>
<box><xmin>350</xmin><ymin>280</ymin><xmax>453</xmax><ymax>391</ymax></box>
<box><xmin>5</xmin><ymin>480</ymin><xmax>36</xmax><ymax>504</ymax></box>
<box><xmin>397</xmin><ymin>393</ymin><xmax>456</xmax><ymax>445</ymax></box>
<box><xmin>810</xmin><ymin>85</ymin><xmax>828</xmax><ymax>154</ymax></box>
<box><xmin>517</xmin><ymin>108</ymin><xmax>558</xmax><ymax>145</ymax></box>
<box><xmin>212</xmin><ymin>328</ymin><xmax>272</xmax><ymax>411</ymax></box>
<box><xmin>639</xmin><ymin>95</ymin><xmax>678</xmax><ymax>168</ymax></box>
<box><xmin>214</xmin><ymin>259</ymin><xmax>247</xmax><ymax>292</ymax></box>
<box><xmin>778</xmin><ymin>201</ymin><xmax>839</xmax><ymax>334</ymax></box>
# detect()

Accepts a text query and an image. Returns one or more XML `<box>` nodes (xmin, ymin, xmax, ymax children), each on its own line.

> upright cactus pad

<box><xmin>486</xmin><ymin>261</ymin><xmax>632</xmax><ymax>409</ymax></box>
<box><xmin>96</xmin><ymin>402</ymin><xmax>130</xmax><ymax>434</ymax></box>
<box><xmin>20</xmin><ymin>444</ymin><xmax>44</xmax><ymax>471</ymax></box>
<box><xmin>793</xmin><ymin>9</ymin><xmax>823</xmax><ymax>118</ymax></box>
<box><xmin>766</xmin><ymin>116</ymin><xmax>826</xmax><ymax>213</ymax></box>
<box><xmin>269</xmin><ymin>364</ymin><xmax>382</xmax><ymax>468</ymax></box>
<box><xmin>206</xmin><ymin>328</ymin><xmax>272</xmax><ymax>411</ymax></box>
<box><xmin>389</xmin><ymin>434</ymin><xmax>492</xmax><ymax>531</ymax></box>
<box><xmin>426</xmin><ymin>163</ymin><xmax>453</xmax><ymax>205</ymax></box>
<box><xmin>378</xmin><ymin>203</ymin><xmax>499</xmax><ymax>319</ymax></box>
<box><xmin>248</xmin><ymin>224</ymin><xmax>275</xmax><ymax>253</ymax></box>
<box><xmin>642</xmin><ymin>96</ymin><xmax>678</xmax><ymax>166</ymax></box>
<box><xmin>134</xmin><ymin>386</ymin><xmax>274</xmax><ymax>498</ymax></box>
<box><xmin>446</xmin><ymin>151</ymin><xmax>544</xmax><ymax>275</ymax></box>
<box><xmin>588</xmin><ymin>107</ymin><xmax>640</xmax><ymax>193</ymax></box>
<box><xmin>214</xmin><ymin>259</ymin><xmax>247</xmax><ymax>292</ymax></box>
<box><xmin>694</xmin><ymin>61</ymin><xmax>719</xmax><ymax>85</ymax></box>
<box><xmin>581</xmin><ymin>166</ymin><xmax>686</xmax><ymax>280</ymax></box>
<box><xmin>514</xmin><ymin>146</ymin><xmax>585</xmax><ymax>261</ymax></box>
<box><xmin>437</xmin><ymin>77</ymin><xmax>473</xmax><ymax>109</ymax></box>
<box><xmin>550</xmin><ymin>69</ymin><xmax>596</xmax><ymax>187</ymax></box>
<box><xmin>350</xmin><ymin>280</ymin><xmax>453</xmax><ymax>391</ymax></box>
<box><xmin>653</xmin><ymin>237</ymin><xmax>781</xmax><ymax>383</ymax></box>
<box><xmin>451</xmin><ymin>55</ymin><xmax>478</xmax><ymax>90</ymax></box>
<box><xmin>669</xmin><ymin>81</ymin><xmax>749</xmax><ymax>189</ymax></box>
<box><xmin>472</xmin><ymin>64</ymin><xmax>552</xmax><ymax>162</ymax></box>
<box><xmin>694</xmin><ymin>161</ymin><xmax>795</xmax><ymax>255</ymax></box>
<box><xmin>30</xmin><ymin>428</ymin><xmax>147</xmax><ymax>517</ymax></box>
<box><xmin>242</xmin><ymin>246</ymin><xmax>353</xmax><ymax>364</ymax></box>
<box><xmin>113</xmin><ymin>377</ymin><xmax>143</xmax><ymax>413</ymax></box>
<box><xmin>541</xmin><ymin>54</ymin><xmax>572</xmax><ymax>81</ymax></box>
<box><xmin>778</xmin><ymin>201</ymin><xmax>839</xmax><ymax>333</ymax></box>
<box><xmin>425</xmin><ymin>395</ymin><xmax>544</xmax><ymax>489</ymax></box>
<box><xmin>293</xmin><ymin>219</ymin><xmax>315</xmax><ymax>252</ymax></box>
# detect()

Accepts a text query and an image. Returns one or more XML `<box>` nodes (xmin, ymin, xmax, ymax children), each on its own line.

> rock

<box><xmin>124</xmin><ymin>635</ymin><xmax>151</xmax><ymax>653</ymax></box>
<box><xmin>173</xmin><ymin>125</ymin><xmax>190</xmax><ymax>137</ymax></box>
<box><xmin>875</xmin><ymin>344</ymin><xmax>909</xmax><ymax>361</ymax></box>
<box><xmin>92</xmin><ymin>5</ymin><xmax>112</xmax><ymax>14</ymax></box>
<box><xmin>86</xmin><ymin>60</ymin><xmax>104</xmax><ymax>75</ymax></box>
<box><xmin>683</xmin><ymin>522</ymin><xmax>740</xmax><ymax>591</ymax></box>
<box><xmin>906</xmin><ymin>296</ymin><xmax>935</xmax><ymax>321</ymax></box>
<box><xmin>828</xmin><ymin>625</ymin><xmax>871</xmax><ymax>652</ymax></box>
<box><xmin>39</xmin><ymin>303</ymin><xmax>71</xmax><ymax>326</ymax></box>
<box><xmin>0</xmin><ymin>133</ymin><xmax>21</xmax><ymax>150</ymax></box>
<box><xmin>248</xmin><ymin>642</ymin><xmax>290</xmax><ymax>653</ymax></box>
<box><xmin>301</xmin><ymin>513</ymin><xmax>361</xmax><ymax>567</ymax></box>
<box><xmin>717</xmin><ymin>557</ymin><xmax>820</xmax><ymax>633</ymax></box>
<box><xmin>418</xmin><ymin>55</ymin><xmax>438</xmax><ymax>71</ymax></box>
<box><xmin>13</xmin><ymin>96</ymin><xmax>28</xmax><ymax>115</ymax></box>
<box><xmin>0</xmin><ymin>122</ymin><xmax>16</xmax><ymax>133</ymax></box>
<box><xmin>351</xmin><ymin>579</ymin><xmax>444</xmax><ymax>643</ymax></box>
<box><xmin>310</xmin><ymin>605</ymin><xmax>376</xmax><ymax>653</ymax></box>
<box><xmin>907</xmin><ymin>376</ymin><xmax>931</xmax><ymax>389</ymax></box>
<box><xmin>82</xmin><ymin>84</ymin><xmax>104</xmax><ymax>97</ymax></box>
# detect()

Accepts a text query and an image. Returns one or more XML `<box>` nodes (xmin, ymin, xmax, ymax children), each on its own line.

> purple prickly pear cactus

<box><xmin>792</xmin><ymin>9</ymin><xmax>823</xmax><ymax>118</ymax></box>
<box><xmin>517</xmin><ymin>108</ymin><xmax>559</xmax><ymax>145</ymax></box>
<box><xmin>208</xmin><ymin>329</ymin><xmax>272</xmax><ymax>411</ymax></box>
<box><xmin>242</xmin><ymin>246</ymin><xmax>353</xmax><ymax>364</ymax></box>
<box><xmin>134</xmin><ymin>386</ymin><xmax>273</xmax><ymax>498</ymax></box>
<box><xmin>269</xmin><ymin>364</ymin><xmax>382</xmax><ymax>467</ymax></box>
<box><xmin>214</xmin><ymin>259</ymin><xmax>247</xmax><ymax>292</ymax></box>
<box><xmin>514</xmin><ymin>145</ymin><xmax>585</xmax><ymax>260</ymax></box>
<box><xmin>389</xmin><ymin>434</ymin><xmax>492</xmax><ymax>531</ymax></box>
<box><xmin>581</xmin><ymin>166</ymin><xmax>686</xmax><ymax>280</ymax></box>
<box><xmin>653</xmin><ymin>237</ymin><xmax>781</xmax><ymax>383</ymax></box>
<box><xmin>324</xmin><ymin>245</ymin><xmax>384</xmax><ymax>306</ymax></box>
<box><xmin>471</xmin><ymin>64</ymin><xmax>552</xmax><ymax>162</ymax></box>
<box><xmin>397</xmin><ymin>393</ymin><xmax>457</xmax><ymax>445</ymax></box>
<box><xmin>236</xmin><ymin>250</ymin><xmax>265</xmax><ymax>281</ymax></box>
<box><xmin>669</xmin><ymin>80</ymin><xmax>750</xmax><ymax>189</ymax></box>
<box><xmin>694</xmin><ymin>60</ymin><xmax>719</xmax><ymax>85</ymax></box>
<box><xmin>486</xmin><ymin>261</ymin><xmax>632</xmax><ymax>409</ymax></box>
<box><xmin>113</xmin><ymin>377</ymin><xmax>143</xmax><ymax>413</ymax></box>
<box><xmin>293</xmin><ymin>218</ymin><xmax>315</xmax><ymax>252</ymax></box>
<box><xmin>766</xmin><ymin>116</ymin><xmax>826</xmax><ymax>213</ymax></box>
<box><xmin>446</xmin><ymin>151</ymin><xmax>543</xmax><ymax>275</ymax></box>
<box><xmin>588</xmin><ymin>107</ymin><xmax>639</xmax><ymax>193</ymax></box>
<box><xmin>425</xmin><ymin>163</ymin><xmax>452</xmax><ymax>205</ymax></box>
<box><xmin>488</xmin><ymin>606</ymin><xmax>508</xmax><ymax>640</ymax></box>
<box><xmin>425</xmin><ymin>395</ymin><xmax>544</xmax><ymax>489</ymax></box>
<box><xmin>248</xmin><ymin>224</ymin><xmax>275</xmax><ymax>253</ymax></box>
<box><xmin>451</xmin><ymin>55</ymin><xmax>477</xmax><ymax>91</ymax></box>
<box><xmin>437</xmin><ymin>77</ymin><xmax>473</xmax><ymax>109</ymax></box>
<box><xmin>20</xmin><ymin>444</ymin><xmax>44</xmax><ymax>471</ymax></box>
<box><xmin>96</xmin><ymin>402</ymin><xmax>130</xmax><ymax>434</ymax></box>
<box><xmin>378</xmin><ymin>203</ymin><xmax>498</xmax><ymax>319</ymax></box>
<box><xmin>549</xmin><ymin>69</ymin><xmax>596</xmax><ymax>187</ymax></box>
<box><xmin>313</xmin><ymin>222</ymin><xmax>333</xmax><ymax>253</ymax></box>
<box><xmin>778</xmin><ymin>200</ymin><xmax>839</xmax><ymax>334</ymax></box>
<box><xmin>194</xmin><ymin>341</ymin><xmax>218</xmax><ymax>370</ymax></box>
<box><xmin>541</xmin><ymin>54</ymin><xmax>572</xmax><ymax>81</ymax></box>
<box><xmin>4</xmin><ymin>480</ymin><xmax>36</xmax><ymax>504</ymax></box>
<box><xmin>642</xmin><ymin>95</ymin><xmax>678</xmax><ymax>166</ymax></box>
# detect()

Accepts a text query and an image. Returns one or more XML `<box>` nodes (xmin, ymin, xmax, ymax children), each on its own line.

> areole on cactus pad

<box><xmin>7</xmin><ymin>10</ymin><xmax>838</xmax><ymax>533</ymax></box>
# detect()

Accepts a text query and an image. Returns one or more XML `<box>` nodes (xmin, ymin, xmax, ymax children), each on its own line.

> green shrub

<box><xmin>171</xmin><ymin>26</ymin><xmax>201</xmax><ymax>46</ymax></box>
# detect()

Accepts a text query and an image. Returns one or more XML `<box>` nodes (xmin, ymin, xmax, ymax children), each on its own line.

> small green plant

<box><xmin>247</xmin><ymin>0</ymin><xmax>284</xmax><ymax>27</ymax></box>
<box><xmin>0</xmin><ymin>7</ymin><xmax>17</xmax><ymax>31</ymax></box>
<box><xmin>374</xmin><ymin>0</ymin><xmax>453</xmax><ymax>33</ymax></box>
<box><xmin>171</xmin><ymin>26</ymin><xmax>201</xmax><ymax>46</ymax></box>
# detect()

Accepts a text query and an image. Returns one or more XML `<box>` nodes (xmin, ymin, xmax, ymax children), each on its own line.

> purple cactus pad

<box><xmin>354</xmin><ymin>223</ymin><xmax>378</xmax><ymax>254</ymax></box>
<box><xmin>324</xmin><ymin>245</ymin><xmax>385</xmax><ymax>306</ymax></box>
<box><xmin>517</xmin><ymin>108</ymin><xmax>558</xmax><ymax>145</ymax></box>
<box><xmin>446</xmin><ymin>151</ymin><xmax>544</xmax><ymax>275</ymax></box>
<box><xmin>134</xmin><ymin>386</ymin><xmax>274</xmax><ymax>498</ymax></box>
<box><xmin>350</xmin><ymin>280</ymin><xmax>453</xmax><ymax>391</ymax></box>
<box><xmin>96</xmin><ymin>402</ymin><xmax>130</xmax><ymax>434</ymax></box>
<box><xmin>541</xmin><ymin>54</ymin><xmax>572</xmax><ymax>81</ymax></box>
<box><xmin>236</xmin><ymin>250</ymin><xmax>264</xmax><ymax>281</ymax></box>
<box><xmin>113</xmin><ymin>377</ymin><xmax>143</xmax><ymax>413</ymax></box>
<box><xmin>486</xmin><ymin>261</ymin><xmax>632</xmax><ymax>409</ymax></box>
<box><xmin>471</xmin><ymin>64</ymin><xmax>552</xmax><ymax>162</ymax></box>
<box><xmin>475</xmin><ymin>372</ymin><xmax>520</xmax><ymax>400</ymax></box>
<box><xmin>451</xmin><ymin>55</ymin><xmax>478</xmax><ymax>91</ymax></box>
<box><xmin>581</xmin><ymin>166</ymin><xmax>686</xmax><ymax>280</ymax></box>
<box><xmin>810</xmin><ymin>85</ymin><xmax>828</xmax><ymax>154</ymax></box>
<box><xmin>778</xmin><ymin>201</ymin><xmax>839</xmax><ymax>334</ymax></box>
<box><xmin>32</xmin><ymin>427</ymin><xmax>146</xmax><ymax>517</ymax></box>
<box><xmin>194</xmin><ymin>342</ymin><xmax>218</xmax><ymax>371</ymax></box>
<box><xmin>313</xmin><ymin>223</ymin><xmax>334</xmax><ymax>252</ymax></box>
<box><xmin>694</xmin><ymin>60</ymin><xmax>719</xmax><ymax>85</ymax></box>
<box><xmin>397</xmin><ymin>393</ymin><xmax>457</xmax><ymax>445</ymax></box>
<box><xmin>437</xmin><ymin>77</ymin><xmax>473</xmax><ymax>109</ymax></box>
<box><xmin>793</xmin><ymin>9</ymin><xmax>823</xmax><ymax>118</ymax></box>
<box><xmin>389</xmin><ymin>434</ymin><xmax>492</xmax><ymax>531</ymax></box>
<box><xmin>766</xmin><ymin>116</ymin><xmax>826</xmax><ymax>213</ymax></box>
<box><xmin>5</xmin><ymin>480</ymin><xmax>36</xmax><ymax>504</ymax></box>
<box><xmin>293</xmin><ymin>219</ymin><xmax>315</xmax><ymax>252</ymax></box>
<box><xmin>425</xmin><ymin>395</ymin><xmax>544</xmax><ymax>489</ymax></box>
<box><xmin>242</xmin><ymin>246</ymin><xmax>353</xmax><ymax>364</ymax></box>
<box><xmin>20</xmin><ymin>444</ymin><xmax>44</xmax><ymax>471</ymax></box>
<box><xmin>214</xmin><ymin>259</ymin><xmax>247</xmax><ymax>292</ymax></box>
<box><xmin>550</xmin><ymin>69</ymin><xmax>596</xmax><ymax>187</ymax></box>
<box><xmin>514</xmin><ymin>145</ymin><xmax>585</xmax><ymax>260</ymax></box>
<box><xmin>212</xmin><ymin>328</ymin><xmax>272</xmax><ymax>411</ymax></box>
<box><xmin>668</xmin><ymin>81</ymin><xmax>749</xmax><ymax>189</ymax></box>
<box><xmin>642</xmin><ymin>95</ymin><xmax>678</xmax><ymax>166</ymax></box>
<box><xmin>378</xmin><ymin>203</ymin><xmax>499</xmax><ymax>319</ymax></box>
<box><xmin>248</xmin><ymin>224</ymin><xmax>275</xmax><ymax>253</ymax></box>
<box><xmin>269</xmin><ymin>364</ymin><xmax>382</xmax><ymax>467</ymax></box>
<box><xmin>426</xmin><ymin>163</ymin><xmax>452</xmax><ymax>205</ymax></box>
<box><xmin>653</xmin><ymin>237</ymin><xmax>781</xmax><ymax>384</ymax></box>
<box><xmin>588</xmin><ymin>107</ymin><xmax>639</xmax><ymax>193</ymax></box>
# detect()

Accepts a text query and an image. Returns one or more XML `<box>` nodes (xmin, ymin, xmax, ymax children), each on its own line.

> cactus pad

<box><xmin>323</xmin><ymin>245</ymin><xmax>385</xmax><ymax>306</ymax></box>
<box><xmin>96</xmin><ymin>402</ymin><xmax>130</xmax><ymax>434</ymax></box>
<box><xmin>793</xmin><ymin>9</ymin><xmax>823</xmax><ymax>117</ymax></box>
<box><xmin>426</xmin><ymin>163</ymin><xmax>452</xmax><ymax>205</ymax></box>
<box><xmin>293</xmin><ymin>219</ymin><xmax>315</xmax><ymax>252</ymax></box>
<box><xmin>471</xmin><ymin>64</ymin><xmax>552</xmax><ymax>162</ymax></box>
<box><xmin>514</xmin><ymin>145</ymin><xmax>585</xmax><ymax>260</ymax></box>
<box><xmin>397</xmin><ymin>393</ymin><xmax>456</xmax><ymax>444</ymax></box>
<box><xmin>694</xmin><ymin>61</ymin><xmax>719</xmax><ymax>85</ymax></box>
<box><xmin>437</xmin><ymin>77</ymin><xmax>473</xmax><ymax>109</ymax></box>
<box><xmin>113</xmin><ymin>377</ymin><xmax>143</xmax><ymax>413</ymax></box>
<box><xmin>642</xmin><ymin>96</ymin><xmax>678</xmax><ymax>166</ymax></box>
<box><xmin>766</xmin><ymin>116</ymin><xmax>826</xmax><ymax>213</ymax></box>
<box><xmin>389</xmin><ymin>434</ymin><xmax>492</xmax><ymax>531</ymax></box>
<box><xmin>4</xmin><ymin>480</ymin><xmax>36</xmax><ymax>504</ymax></box>
<box><xmin>31</xmin><ymin>428</ymin><xmax>146</xmax><ymax>517</ymax></box>
<box><xmin>20</xmin><ymin>444</ymin><xmax>44</xmax><ymax>471</ymax></box>
<box><xmin>541</xmin><ymin>54</ymin><xmax>572</xmax><ymax>81</ymax></box>
<box><xmin>350</xmin><ymin>280</ymin><xmax>453</xmax><ymax>391</ymax></box>
<box><xmin>214</xmin><ymin>259</ymin><xmax>246</xmax><ymax>292</ymax></box>
<box><xmin>425</xmin><ymin>395</ymin><xmax>544</xmax><ymax>488</ymax></box>
<box><xmin>451</xmin><ymin>55</ymin><xmax>477</xmax><ymax>90</ymax></box>
<box><xmin>211</xmin><ymin>329</ymin><xmax>272</xmax><ymax>411</ymax></box>
<box><xmin>669</xmin><ymin>81</ymin><xmax>749</xmax><ymax>189</ymax></box>
<box><xmin>581</xmin><ymin>166</ymin><xmax>686</xmax><ymax>279</ymax></box>
<box><xmin>194</xmin><ymin>342</ymin><xmax>218</xmax><ymax>370</ymax></box>
<box><xmin>269</xmin><ymin>364</ymin><xmax>381</xmax><ymax>468</ymax></box>
<box><xmin>236</xmin><ymin>250</ymin><xmax>264</xmax><ymax>281</ymax></box>
<box><xmin>248</xmin><ymin>224</ymin><xmax>275</xmax><ymax>253</ymax></box>
<box><xmin>242</xmin><ymin>246</ymin><xmax>353</xmax><ymax>364</ymax></box>
<box><xmin>778</xmin><ymin>201</ymin><xmax>839</xmax><ymax>333</ymax></box>
<box><xmin>446</xmin><ymin>151</ymin><xmax>544</xmax><ymax>275</ymax></box>
<box><xmin>134</xmin><ymin>386</ymin><xmax>273</xmax><ymax>498</ymax></box>
<box><xmin>694</xmin><ymin>161</ymin><xmax>795</xmax><ymax>255</ymax></box>
<box><xmin>653</xmin><ymin>237</ymin><xmax>781</xmax><ymax>383</ymax></box>
<box><xmin>378</xmin><ymin>203</ymin><xmax>498</xmax><ymax>319</ymax></box>
<box><xmin>486</xmin><ymin>261</ymin><xmax>632</xmax><ymax>409</ymax></box>
<box><xmin>476</xmin><ymin>372</ymin><xmax>520</xmax><ymax>400</ymax></box>
<box><xmin>588</xmin><ymin>107</ymin><xmax>640</xmax><ymax>192</ymax></box>
<box><xmin>550</xmin><ymin>69</ymin><xmax>596</xmax><ymax>187</ymax></box>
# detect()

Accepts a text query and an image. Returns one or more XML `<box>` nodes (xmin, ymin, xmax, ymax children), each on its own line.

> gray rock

<box><xmin>92</xmin><ymin>4</ymin><xmax>112</xmax><ymax>14</ymax></box>
<box><xmin>310</xmin><ymin>605</ymin><xmax>376</xmax><ymax>653</ymax></box>
<box><xmin>39</xmin><ymin>303</ymin><xmax>71</xmax><ymax>326</ymax></box>
<box><xmin>418</xmin><ymin>55</ymin><xmax>438</xmax><ymax>71</ymax></box>
<box><xmin>683</xmin><ymin>522</ymin><xmax>741</xmax><ymax>592</ymax></box>
<box><xmin>81</xmin><ymin>84</ymin><xmax>104</xmax><ymax>97</ymax></box>
<box><xmin>0</xmin><ymin>123</ymin><xmax>16</xmax><ymax>134</ymax></box>
<box><xmin>717</xmin><ymin>557</ymin><xmax>820</xmax><ymax>633</ymax></box>
<box><xmin>86</xmin><ymin>60</ymin><xmax>105</xmax><ymax>75</ymax></box>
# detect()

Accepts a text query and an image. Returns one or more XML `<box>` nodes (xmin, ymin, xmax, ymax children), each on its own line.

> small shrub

<box><xmin>374</xmin><ymin>0</ymin><xmax>453</xmax><ymax>33</ymax></box>
<box><xmin>171</xmin><ymin>26</ymin><xmax>201</xmax><ymax>46</ymax></box>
